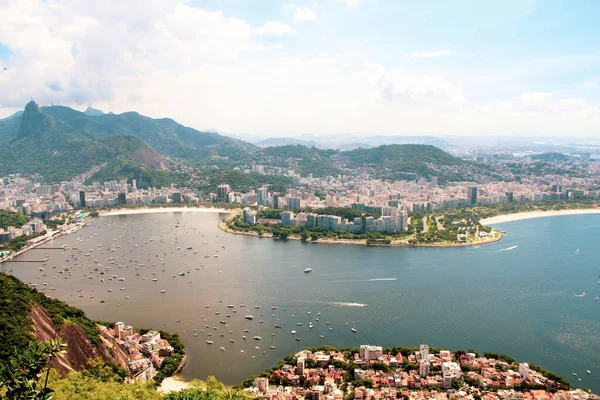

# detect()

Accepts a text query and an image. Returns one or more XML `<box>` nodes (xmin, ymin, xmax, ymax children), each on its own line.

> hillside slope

<box><xmin>342</xmin><ymin>144</ymin><xmax>469</xmax><ymax>181</ymax></box>
<box><xmin>0</xmin><ymin>272</ymin><xmax>126</xmax><ymax>373</ymax></box>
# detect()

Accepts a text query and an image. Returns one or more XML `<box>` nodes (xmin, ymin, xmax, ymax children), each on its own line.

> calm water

<box><xmin>3</xmin><ymin>211</ymin><xmax>600</xmax><ymax>392</ymax></box>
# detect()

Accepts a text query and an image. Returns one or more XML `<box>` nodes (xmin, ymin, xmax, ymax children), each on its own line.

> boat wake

<box><xmin>496</xmin><ymin>245</ymin><xmax>518</xmax><ymax>252</ymax></box>
<box><xmin>331</xmin><ymin>302</ymin><xmax>368</xmax><ymax>307</ymax></box>
<box><xmin>367</xmin><ymin>278</ymin><xmax>397</xmax><ymax>281</ymax></box>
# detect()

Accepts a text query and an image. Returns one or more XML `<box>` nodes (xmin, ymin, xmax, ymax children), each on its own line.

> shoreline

<box><xmin>218</xmin><ymin>211</ymin><xmax>504</xmax><ymax>248</ymax></box>
<box><xmin>99</xmin><ymin>206</ymin><xmax>229</xmax><ymax>217</ymax></box>
<box><xmin>480</xmin><ymin>208</ymin><xmax>600</xmax><ymax>225</ymax></box>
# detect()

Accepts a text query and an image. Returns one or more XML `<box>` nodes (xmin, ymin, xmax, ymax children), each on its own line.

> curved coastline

<box><xmin>218</xmin><ymin>210</ymin><xmax>504</xmax><ymax>248</ymax></box>
<box><xmin>480</xmin><ymin>208</ymin><xmax>600</xmax><ymax>225</ymax></box>
<box><xmin>99</xmin><ymin>206</ymin><xmax>229</xmax><ymax>217</ymax></box>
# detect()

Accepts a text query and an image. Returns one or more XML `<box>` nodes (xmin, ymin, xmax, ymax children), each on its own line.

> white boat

<box><xmin>291</xmin><ymin>330</ymin><xmax>296</xmax><ymax>334</ymax></box>
<box><xmin>245</xmin><ymin>315</ymin><xmax>254</xmax><ymax>320</ymax></box>
<box><xmin>304</xmin><ymin>268</ymin><xmax>312</xmax><ymax>273</ymax></box>
<box><xmin>206</xmin><ymin>341</ymin><xmax>213</xmax><ymax>344</ymax></box>
<box><xmin>351</xmin><ymin>328</ymin><xmax>357</xmax><ymax>332</ymax></box>
<box><xmin>253</xmin><ymin>336</ymin><xmax>262</xmax><ymax>340</ymax></box>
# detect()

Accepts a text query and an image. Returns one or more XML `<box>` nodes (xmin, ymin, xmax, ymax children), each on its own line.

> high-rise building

<box><xmin>242</xmin><ymin>208</ymin><xmax>257</xmax><ymax>225</ymax></box>
<box><xmin>365</xmin><ymin>216</ymin><xmax>375</xmax><ymax>232</ymax></box>
<box><xmin>257</xmin><ymin>187</ymin><xmax>268</xmax><ymax>206</ymax></box>
<box><xmin>419</xmin><ymin>359</ymin><xmax>430</xmax><ymax>377</ymax></box>
<box><xmin>306</xmin><ymin>213</ymin><xmax>317</xmax><ymax>228</ymax></box>
<box><xmin>519</xmin><ymin>363</ymin><xmax>529</xmax><ymax>379</ymax></box>
<box><xmin>420</xmin><ymin>344</ymin><xmax>429</xmax><ymax>361</ymax></box>
<box><xmin>79</xmin><ymin>191</ymin><xmax>86</xmax><ymax>208</ymax></box>
<box><xmin>297</xmin><ymin>357</ymin><xmax>305</xmax><ymax>375</ymax></box>
<box><xmin>442</xmin><ymin>362</ymin><xmax>461</xmax><ymax>388</ymax></box>
<box><xmin>216</xmin><ymin>184</ymin><xmax>231</xmax><ymax>202</ymax></box>
<box><xmin>281</xmin><ymin>211</ymin><xmax>294</xmax><ymax>225</ymax></box>
<box><xmin>360</xmin><ymin>345</ymin><xmax>383</xmax><ymax>361</ymax></box>
<box><xmin>172</xmin><ymin>192</ymin><xmax>182</xmax><ymax>203</ymax></box>
<box><xmin>505</xmin><ymin>191</ymin><xmax>514</xmax><ymax>203</ymax></box>
<box><xmin>273</xmin><ymin>194</ymin><xmax>280</xmax><ymax>209</ymax></box>
<box><xmin>118</xmin><ymin>192</ymin><xmax>127</xmax><ymax>205</ymax></box>
<box><xmin>287</xmin><ymin>197</ymin><xmax>301</xmax><ymax>210</ymax></box>
<box><xmin>467</xmin><ymin>186</ymin><xmax>478</xmax><ymax>205</ymax></box>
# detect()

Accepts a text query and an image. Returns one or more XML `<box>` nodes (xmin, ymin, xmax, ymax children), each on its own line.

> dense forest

<box><xmin>0</xmin><ymin>209</ymin><xmax>28</xmax><ymax>230</ymax></box>
<box><xmin>195</xmin><ymin>169</ymin><xmax>294</xmax><ymax>194</ymax></box>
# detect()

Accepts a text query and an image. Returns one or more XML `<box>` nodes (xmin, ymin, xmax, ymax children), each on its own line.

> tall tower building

<box><xmin>257</xmin><ymin>187</ymin><xmax>268</xmax><ymax>206</ymax></box>
<box><xmin>420</xmin><ymin>344</ymin><xmax>429</xmax><ymax>361</ymax></box>
<box><xmin>419</xmin><ymin>359</ymin><xmax>430</xmax><ymax>377</ymax></box>
<box><xmin>79</xmin><ymin>191</ymin><xmax>86</xmax><ymax>208</ymax></box>
<box><xmin>216</xmin><ymin>184</ymin><xmax>231</xmax><ymax>202</ymax></box>
<box><xmin>467</xmin><ymin>186</ymin><xmax>478</xmax><ymax>205</ymax></box>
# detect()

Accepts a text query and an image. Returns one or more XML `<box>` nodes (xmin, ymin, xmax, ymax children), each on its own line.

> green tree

<box><xmin>0</xmin><ymin>339</ymin><xmax>67</xmax><ymax>400</ymax></box>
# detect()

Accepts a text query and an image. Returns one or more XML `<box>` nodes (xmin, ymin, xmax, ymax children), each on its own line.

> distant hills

<box><xmin>253</xmin><ymin>133</ymin><xmax>450</xmax><ymax>150</ymax></box>
<box><xmin>254</xmin><ymin>137</ymin><xmax>319</xmax><ymax>148</ymax></box>
<box><xmin>0</xmin><ymin>101</ymin><xmax>496</xmax><ymax>184</ymax></box>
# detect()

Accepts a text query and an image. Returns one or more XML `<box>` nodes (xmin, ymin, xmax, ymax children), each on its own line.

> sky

<box><xmin>0</xmin><ymin>0</ymin><xmax>599</xmax><ymax>138</ymax></box>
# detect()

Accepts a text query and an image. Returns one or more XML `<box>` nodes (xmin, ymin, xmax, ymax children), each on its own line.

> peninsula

<box><xmin>239</xmin><ymin>345</ymin><xmax>598</xmax><ymax>400</ymax></box>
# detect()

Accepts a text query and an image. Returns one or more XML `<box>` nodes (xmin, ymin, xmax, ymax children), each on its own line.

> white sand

<box><xmin>157</xmin><ymin>377</ymin><xmax>192</xmax><ymax>394</ymax></box>
<box><xmin>100</xmin><ymin>207</ymin><xmax>229</xmax><ymax>217</ymax></box>
<box><xmin>480</xmin><ymin>208</ymin><xmax>600</xmax><ymax>225</ymax></box>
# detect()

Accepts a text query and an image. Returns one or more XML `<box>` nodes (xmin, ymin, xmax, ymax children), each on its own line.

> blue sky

<box><xmin>0</xmin><ymin>0</ymin><xmax>599</xmax><ymax>137</ymax></box>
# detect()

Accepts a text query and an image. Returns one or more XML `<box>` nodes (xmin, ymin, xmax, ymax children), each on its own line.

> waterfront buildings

<box><xmin>98</xmin><ymin>322</ymin><xmax>175</xmax><ymax>383</ymax></box>
<box><xmin>245</xmin><ymin>345</ymin><xmax>598</xmax><ymax>400</ymax></box>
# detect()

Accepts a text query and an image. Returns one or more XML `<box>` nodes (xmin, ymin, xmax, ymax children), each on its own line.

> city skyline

<box><xmin>1</xmin><ymin>0</ymin><xmax>600</xmax><ymax>138</ymax></box>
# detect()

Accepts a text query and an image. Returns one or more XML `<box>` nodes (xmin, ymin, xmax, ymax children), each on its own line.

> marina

<box><xmin>2</xmin><ymin>210</ymin><xmax>600</xmax><ymax>392</ymax></box>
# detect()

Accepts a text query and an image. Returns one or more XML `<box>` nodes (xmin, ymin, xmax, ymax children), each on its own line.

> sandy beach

<box><xmin>100</xmin><ymin>207</ymin><xmax>228</xmax><ymax>217</ymax></box>
<box><xmin>157</xmin><ymin>376</ymin><xmax>192</xmax><ymax>394</ymax></box>
<box><xmin>480</xmin><ymin>208</ymin><xmax>600</xmax><ymax>225</ymax></box>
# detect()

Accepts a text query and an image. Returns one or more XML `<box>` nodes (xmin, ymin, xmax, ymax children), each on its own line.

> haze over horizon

<box><xmin>1</xmin><ymin>0</ymin><xmax>599</xmax><ymax>138</ymax></box>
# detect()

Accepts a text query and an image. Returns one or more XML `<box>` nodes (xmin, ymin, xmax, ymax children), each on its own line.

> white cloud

<box><xmin>284</xmin><ymin>4</ymin><xmax>317</xmax><ymax>22</ymax></box>
<box><xmin>345</xmin><ymin>0</ymin><xmax>360</xmax><ymax>7</ymax></box>
<box><xmin>255</xmin><ymin>21</ymin><xmax>297</xmax><ymax>36</ymax></box>
<box><xmin>0</xmin><ymin>0</ymin><xmax>599</xmax><ymax>138</ymax></box>
<box><xmin>511</xmin><ymin>92</ymin><xmax>552</xmax><ymax>112</ymax></box>
<box><xmin>410</xmin><ymin>50</ymin><xmax>454</xmax><ymax>59</ymax></box>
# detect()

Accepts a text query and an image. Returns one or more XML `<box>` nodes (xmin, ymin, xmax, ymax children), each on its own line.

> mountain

<box><xmin>0</xmin><ymin>101</ymin><xmax>258</xmax><ymax>183</ymax></box>
<box><xmin>530</xmin><ymin>152</ymin><xmax>570</xmax><ymax>162</ymax></box>
<box><xmin>83</xmin><ymin>106</ymin><xmax>104</xmax><ymax>116</ymax></box>
<box><xmin>0</xmin><ymin>101</ymin><xmax>175</xmax><ymax>184</ymax></box>
<box><xmin>40</xmin><ymin>105</ymin><xmax>255</xmax><ymax>165</ymax></box>
<box><xmin>17</xmin><ymin>101</ymin><xmax>62</xmax><ymax>139</ymax></box>
<box><xmin>342</xmin><ymin>144</ymin><xmax>471</xmax><ymax>181</ymax></box>
<box><xmin>254</xmin><ymin>137</ymin><xmax>319</xmax><ymax>148</ymax></box>
<box><xmin>257</xmin><ymin>145</ymin><xmax>342</xmax><ymax>177</ymax></box>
